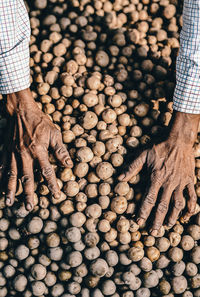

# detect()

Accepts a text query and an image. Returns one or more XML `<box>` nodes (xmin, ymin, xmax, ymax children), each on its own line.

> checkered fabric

<box><xmin>173</xmin><ymin>0</ymin><xmax>200</xmax><ymax>113</ymax></box>
<box><xmin>0</xmin><ymin>0</ymin><xmax>31</xmax><ymax>94</ymax></box>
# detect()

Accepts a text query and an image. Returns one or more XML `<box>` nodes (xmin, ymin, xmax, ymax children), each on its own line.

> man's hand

<box><xmin>1</xmin><ymin>88</ymin><xmax>73</xmax><ymax>211</ymax></box>
<box><xmin>119</xmin><ymin>112</ymin><xmax>200</xmax><ymax>236</ymax></box>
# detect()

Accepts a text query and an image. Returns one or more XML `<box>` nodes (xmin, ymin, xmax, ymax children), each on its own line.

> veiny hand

<box><xmin>1</xmin><ymin>89</ymin><xmax>73</xmax><ymax>211</ymax></box>
<box><xmin>119</xmin><ymin>112</ymin><xmax>199</xmax><ymax>236</ymax></box>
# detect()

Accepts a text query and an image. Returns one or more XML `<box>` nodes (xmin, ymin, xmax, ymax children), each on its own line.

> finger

<box><xmin>118</xmin><ymin>150</ymin><xmax>147</xmax><ymax>182</ymax></box>
<box><xmin>6</xmin><ymin>152</ymin><xmax>17</xmax><ymax>206</ymax></box>
<box><xmin>37</xmin><ymin>150</ymin><xmax>61</xmax><ymax>199</ymax></box>
<box><xmin>21</xmin><ymin>151</ymin><xmax>34</xmax><ymax>211</ymax></box>
<box><xmin>181</xmin><ymin>182</ymin><xmax>197</xmax><ymax>223</ymax></box>
<box><xmin>150</xmin><ymin>185</ymin><xmax>174</xmax><ymax>235</ymax></box>
<box><xmin>50</xmin><ymin>128</ymin><xmax>73</xmax><ymax>168</ymax></box>
<box><xmin>136</xmin><ymin>175</ymin><xmax>161</xmax><ymax>226</ymax></box>
<box><xmin>166</xmin><ymin>189</ymin><xmax>185</xmax><ymax>228</ymax></box>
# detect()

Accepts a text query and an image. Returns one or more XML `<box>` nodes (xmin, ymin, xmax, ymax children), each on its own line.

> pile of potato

<box><xmin>0</xmin><ymin>0</ymin><xmax>200</xmax><ymax>296</ymax></box>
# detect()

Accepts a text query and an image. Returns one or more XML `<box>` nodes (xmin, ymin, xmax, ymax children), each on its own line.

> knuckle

<box><xmin>145</xmin><ymin>193</ymin><xmax>156</xmax><ymax>206</ymax></box>
<box><xmin>174</xmin><ymin>198</ymin><xmax>184</xmax><ymax>210</ymax></box>
<box><xmin>42</xmin><ymin>166</ymin><xmax>53</xmax><ymax>179</ymax></box>
<box><xmin>21</xmin><ymin>175</ymin><xmax>32</xmax><ymax>185</ymax></box>
<box><xmin>157</xmin><ymin>201</ymin><xmax>168</xmax><ymax>213</ymax></box>
<box><xmin>8</xmin><ymin>170</ymin><xmax>17</xmax><ymax>179</ymax></box>
<box><xmin>56</xmin><ymin>145</ymin><xmax>66</xmax><ymax>156</ymax></box>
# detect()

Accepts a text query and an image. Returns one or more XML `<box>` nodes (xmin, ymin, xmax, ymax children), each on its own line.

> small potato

<box><xmin>77</xmin><ymin>147</ymin><xmax>94</xmax><ymax>162</ymax></box>
<box><xmin>85</xmin><ymin>204</ymin><xmax>102</xmax><ymax>218</ymax></box>
<box><xmin>82</xmin><ymin>111</ymin><xmax>98</xmax><ymax>129</ymax></box>
<box><xmin>96</xmin><ymin>162</ymin><xmax>114</xmax><ymax>180</ymax></box>
<box><xmin>13</xmin><ymin>274</ymin><xmax>27</xmax><ymax>292</ymax></box>
<box><xmin>92</xmin><ymin>141</ymin><xmax>106</xmax><ymax>156</ymax></box>
<box><xmin>168</xmin><ymin>247</ymin><xmax>183</xmax><ymax>262</ymax></box>
<box><xmin>143</xmin><ymin>271</ymin><xmax>159</xmax><ymax>288</ymax></box>
<box><xmin>111</xmin><ymin>196</ymin><xmax>128</xmax><ymax>214</ymax></box>
<box><xmin>90</xmin><ymin>259</ymin><xmax>109</xmax><ymax>277</ymax></box>
<box><xmin>83</xmin><ymin>93</ymin><xmax>99</xmax><ymax>107</ymax></box>
<box><xmin>98</xmin><ymin>219</ymin><xmax>111</xmax><ymax>233</ymax></box>
<box><xmin>63</xmin><ymin>181</ymin><xmax>79</xmax><ymax>197</ymax></box>
<box><xmin>65</xmin><ymin>227</ymin><xmax>81</xmax><ymax>243</ymax></box>
<box><xmin>74</xmin><ymin>162</ymin><xmax>89</xmax><ymax>178</ymax></box>
<box><xmin>180</xmin><ymin>235</ymin><xmax>195</xmax><ymax>251</ymax></box>
<box><xmin>114</xmin><ymin>182</ymin><xmax>130</xmax><ymax>196</ymax></box>
<box><xmin>102</xmin><ymin>109</ymin><xmax>117</xmax><ymax>124</ymax></box>
<box><xmin>128</xmin><ymin>247</ymin><xmax>144</xmax><ymax>262</ymax></box>
<box><xmin>171</xmin><ymin>276</ymin><xmax>187</xmax><ymax>294</ymax></box>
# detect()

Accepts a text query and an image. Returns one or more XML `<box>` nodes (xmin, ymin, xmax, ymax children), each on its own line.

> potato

<box><xmin>128</xmin><ymin>247</ymin><xmax>144</xmax><ymax>262</ymax></box>
<box><xmin>67</xmin><ymin>251</ymin><xmax>83</xmax><ymax>267</ymax></box>
<box><xmin>101</xmin><ymin>280</ymin><xmax>116</xmax><ymax>295</ymax></box>
<box><xmin>102</xmin><ymin>109</ymin><xmax>117</xmax><ymax>124</ymax></box>
<box><xmin>171</xmin><ymin>276</ymin><xmax>187</xmax><ymax>294</ymax></box>
<box><xmin>180</xmin><ymin>235</ymin><xmax>195</xmax><ymax>251</ymax></box>
<box><xmin>15</xmin><ymin>245</ymin><xmax>29</xmax><ymax>260</ymax></box>
<box><xmin>143</xmin><ymin>271</ymin><xmax>159</xmax><ymax>288</ymax></box>
<box><xmin>27</xmin><ymin>217</ymin><xmax>43</xmax><ymax>234</ymax></box>
<box><xmin>84</xmin><ymin>247</ymin><xmax>100</xmax><ymax>261</ymax></box>
<box><xmin>98</xmin><ymin>219</ymin><xmax>111</xmax><ymax>233</ymax></box>
<box><xmin>64</xmin><ymin>181</ymin><xmax>79</xmax><ymax>196</ymax></box>
<box><xmin>31</xmin><ymin>264</ymin><xmax>47</xmax><ymax>280</ymax></box>
<box><xmin>85</xmin><ymin>204</ymin><xmax>102</xmax><ymax>218</ymax></box>
<box><xmin>139</xmin><ymin>257</ymin><xmax>152</xmax><ymax>272</ymax></box>
<box><xmin>114</xmin><ymin>182</ymin><xmax>130</xmax><ymax>196</ymax></box>
<box><xmin>111</xmin><ymin>196</ymin><xmax>127</xmax><ymax>214</ymax></box>
<box><xmin>135</xmin><ymin>288</ymin><xmax>151</xmax><ymax>297</ymax></box>
<box><xmin>13</xmin><ymin>274</ymin><xmax>27</xmax><ymax>292</ymax></box>
<box><xmin>83</xmin><ymin>93</ymin><xmax>99</xmax><ymax>107</ymax></box>
<box><xmin>31</xmin><ymin>281</ymin><xmax>46</xmax><ymax>296</ymax></box>
<box><xmin>172</xmin><ymin>260</ymin><xmax>185</xmax><ymax>277</ymax></box>
<box><xmin>168</xmin><ymin>247</ymin><xmax>183</xmax><ymax>262</ymax></box>
<box><xmin>96</xmin><ymin>162</ymin><xmax>114</xmax><ymax>180</ymax></box>
<box><xmin>185</xmin><ymin>262</ymin><xmax>198</xmax><ymax>277</ymax></box>
<box><xmin>95</xmin><ymin>50</ymin><xmax>109</xmax><ymax>67</ymax></box>
<box><xmin>87</xmin><ymin>76</ymin><xmax>101</xmax><ymax>90</ymax></box>
<box><xmin>69</xmin><ymin>212</ymin><xmax>86</xmax><ymax>227</ymax></box>
<box><xmin>191</xmin><ymin>246</ymin><xmax>200</xmax><ymax>264</ymax></box>
<box><xmin>65</xmin><ymin>227</ymin><xmax>81</xmax><ymax>243</ymax></box>
<box><xmin>90</xmin><ymin>259</ymin><xmax>109</xmax><ymax>277</ymax></box>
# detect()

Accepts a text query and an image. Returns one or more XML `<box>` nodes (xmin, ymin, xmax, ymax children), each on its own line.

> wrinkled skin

<box><xmin>119</xmin><ymin>112</ymin><xmax>200</xmax><ymax>235</ymax></box>
<box><xmin>0</xmin><ymin>88</ymin><xmax>73</xmax><ymax>211</ymax></box>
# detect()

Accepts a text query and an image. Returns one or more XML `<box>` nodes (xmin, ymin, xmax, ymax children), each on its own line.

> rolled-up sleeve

<box><xmin>0</xmin><ymin>0</ymin><xmax>31</xmax><ymax>94</ymax></box>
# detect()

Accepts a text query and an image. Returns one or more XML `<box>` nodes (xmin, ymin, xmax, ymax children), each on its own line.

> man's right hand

<box><xmin>119</xmin><ymin>112</ymin><xmax>200</xmax><ymax>235</ymax></box>
<box><xmin>0</xmin><ymin>88</ymin><xmax>73</xmax><ymax>211</ymax></box>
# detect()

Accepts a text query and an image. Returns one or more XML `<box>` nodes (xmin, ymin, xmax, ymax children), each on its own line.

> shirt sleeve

<box><xmin>173</xmin><ymin>0</ymin><xmax>200</xmax><ymax>114</ymax></box>
<box><xmin>0</xmin><ymin>0</ymin><xmax>31</xmax><ymax>94</ymax></box>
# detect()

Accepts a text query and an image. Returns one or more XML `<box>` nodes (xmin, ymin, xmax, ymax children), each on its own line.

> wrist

<box><xmin>167</xmin><ymin>111</ymin><xmax>200</xmax><ymax>146</ymax></box>
<box><xmin>6</xmin><ymin>89</ymin><xmax>38</xmax><ymax>116</ymax></box>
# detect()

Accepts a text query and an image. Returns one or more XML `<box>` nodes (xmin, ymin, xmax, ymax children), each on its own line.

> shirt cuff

<box><xmin>173</xmin><ymin>55</ymin><xmax>200</xmax><ymax>114</ymax></box>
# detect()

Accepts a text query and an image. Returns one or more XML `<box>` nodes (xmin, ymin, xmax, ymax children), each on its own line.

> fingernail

<box><xmin>150</xmin><ymin>229</ymin><xmax>158</xmax><ymax>236</ymax></box>
<box><xmin>6</xmin><ymin>198</ymin><xmax>11</xmax><ymax>205</ymax></box>
<box><xmin>26</xmin><ymin>203</ymin><xmax>33</xmax><ymax>211</ymax></box>
<box><xmin>54</xmin><ymin>192</ymin><xmax>61</xmax><ymax>199</ymax></box>
<box><xmin>166</xmin><ymin>223</ymin><xmax>173</xmax><ymax>229</ymax></box>
<box><xmin>119</xmin><ymin>174</ymin><xmax>125</xmax><ymax>180</ymax></box>
<box><xmin>137</xmin><ymin>218</ymin><xmax>145</xmax><ymax>226</ymax></box>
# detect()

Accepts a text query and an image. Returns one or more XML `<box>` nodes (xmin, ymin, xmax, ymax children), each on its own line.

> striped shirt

<box><xmin>0</xmin><ymin>0</ymin><xmax>31</xmax><ymax>94</ymax></box>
